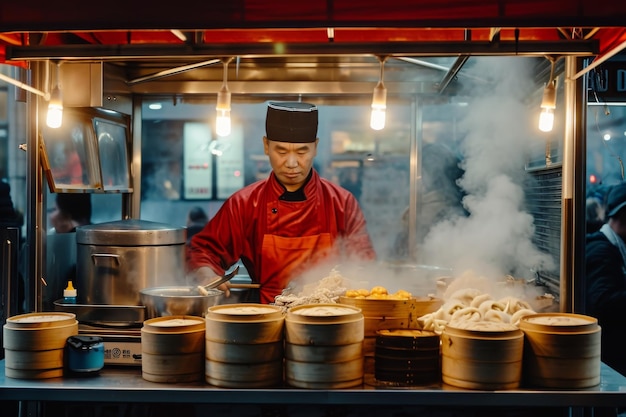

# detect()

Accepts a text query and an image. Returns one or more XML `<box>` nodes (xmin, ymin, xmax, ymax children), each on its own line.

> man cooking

<box><xmin>187</xmin><ymin>102</ymin><xmax>376</xmax><ymax>303</ymax></box>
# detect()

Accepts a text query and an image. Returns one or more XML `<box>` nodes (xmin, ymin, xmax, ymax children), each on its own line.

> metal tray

<box><xmin>53</xmin><ymin>300</ymin><xmax>146</xmax><ymax>326</ymax></box>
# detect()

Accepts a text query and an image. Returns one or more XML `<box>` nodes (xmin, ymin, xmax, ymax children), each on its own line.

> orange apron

<box><xmin>259</xmin><ymin>233</ymin><xmax>333</xmax><ymax>304</ymax></box>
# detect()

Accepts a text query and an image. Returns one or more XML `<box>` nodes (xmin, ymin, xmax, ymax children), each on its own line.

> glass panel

<box><xmin>94</xmin><ymin>118</ymin><xmax>131</xmax><ymax>191</ymax></box>
<box><xmin>41</xmin><ymin>107</ymin><xmax>131</xmax><ymax>193</ymax></box>
<box><xmin>43</xmin><ymin>112</ymin><xmax>94</xmax><ymax>189</ymax></box>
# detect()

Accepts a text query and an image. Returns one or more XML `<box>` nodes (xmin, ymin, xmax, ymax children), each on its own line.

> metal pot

<box><xmin>76</xmin><ymin>219</ymin><xmax>186</xmax><ymax>306</ymax></box>
<box><xmin>140</xmin><ymin>286</ymin><xmax>223</xmax><ymax>318</ymax></box>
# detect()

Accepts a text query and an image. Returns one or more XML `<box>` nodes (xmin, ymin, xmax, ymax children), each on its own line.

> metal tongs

<box><xmin>197</xmin><ymin>265</ymin><xmax>240</xmax><ymax>296</ymax></box>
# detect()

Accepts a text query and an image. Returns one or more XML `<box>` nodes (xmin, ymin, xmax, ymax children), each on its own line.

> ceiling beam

<box><xmin>6</xmin><ymin>40</ymin><xmax>599</xmax><ymax>62</ymax></box>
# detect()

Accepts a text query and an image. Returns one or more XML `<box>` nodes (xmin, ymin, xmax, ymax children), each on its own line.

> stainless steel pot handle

<box><xmin>91</xmin><ymin>253</ymin><xmax>121</xmax><ymax>266</ymax></box>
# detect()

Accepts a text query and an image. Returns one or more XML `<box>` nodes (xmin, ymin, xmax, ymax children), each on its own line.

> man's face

<box><xmin>264</xmin><ymin>137</ymin><xmax>318</xmax><ymax>191</ymax></box>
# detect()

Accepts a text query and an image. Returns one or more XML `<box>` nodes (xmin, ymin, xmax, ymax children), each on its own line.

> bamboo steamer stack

<box><xmin>339</xmin><ymin>295</ymin><xmax>441</xmax><ymax>374</ymax></box>
<box><xmin>374</xmin><ymin>329</ymin><xmax>440</xmax><ymax>386</ymax></box>
<box><xmin>205</xmin><ymin>303</ymin><xmax>285</xmax><ymax>388</ymax></box>
<box><xmin>441</xmin><ymin>320</ymin><xmax>524</xmax><ymax>390</ymax></box>
<box><xmin>519</xmin><ymin>313</ymin><xmax>601</xmax><ymax>388</ymax></box>
<box><xmin>141</xmin><ymin>316</ymin><xmax>205</xmax><ymax>383</ymax></box>
<box><xmin>284</xmin><ymin>303</ymin><xmax>364</xmax><ymax>389</ymax></box>
<box><xmin>3</xmin><ymin>312</ymin><xmax>78</xmax><ymax>379</ymax></box>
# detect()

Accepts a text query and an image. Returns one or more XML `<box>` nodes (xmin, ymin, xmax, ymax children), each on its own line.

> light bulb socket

<box><xmin>48</xmin><ymin>86</ymin><xmax>63</xmax><ymax>107</ymax></box>
<box><xmin>540</xmin><ymin>81</ymin><xmax>556</xmax><ymax>110</ymax></box>
<box><xmin>216</xmin><ymin>86</ymin><xmax>231</xmax><ymax>111</ymax></box>
<box><xmin>371</xmin><ymin>82</ymin><xmax>387</xmax><ymax>109</ymax></box>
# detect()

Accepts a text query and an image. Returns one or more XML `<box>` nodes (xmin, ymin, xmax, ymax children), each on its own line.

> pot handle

<box><xmin>91</xmin><ymin>253</ymin><xmax>121</xmax><ymax>266</ymax></box>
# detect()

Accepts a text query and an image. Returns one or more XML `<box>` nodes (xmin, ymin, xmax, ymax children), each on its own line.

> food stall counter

<box><xmin>1</xmin><ymin>361</ymin><xmax>626</xmax><ymax>416</ymax></box>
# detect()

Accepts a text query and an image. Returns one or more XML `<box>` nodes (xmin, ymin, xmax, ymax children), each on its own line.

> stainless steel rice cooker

<box><xmin>76</xmin><ymin>219</ymin><xmax>186</xmax><ymax>305</ymax></box>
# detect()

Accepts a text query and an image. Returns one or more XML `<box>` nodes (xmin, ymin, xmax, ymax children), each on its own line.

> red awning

<box><xmin>1</xmin><ymin>0</ymin><xmax>626</xmax><ymax>66</ymax></box>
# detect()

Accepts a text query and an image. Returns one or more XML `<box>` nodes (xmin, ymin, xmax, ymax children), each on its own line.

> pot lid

<box><xmin>76</xmin><ymin>219</ymin><xmax>185</xmax><ymax>246</ymax></box>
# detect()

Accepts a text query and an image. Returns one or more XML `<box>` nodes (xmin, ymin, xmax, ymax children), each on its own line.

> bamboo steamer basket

<box><xmin>204</xmin><ymin>304</ymin><xmax>285</xmax><ymax>387</ymax></box>
<box><xmin>441</xmin><ymin>321</ymin><xmax>524</xmax><ymax>390</ymax></box>
<box><xmin>285</xmin><ymin>303</ymin><xmax>364</xmax><ymax>346</ymax></box>
<box><xmin>338</xmin><ymin>296</ymin><xmax>442</xmax><ymax>374</ymax></box>
<box><xmin>374</xmin><ymin>329</ymin><xmax>440</xmax><ymax>385</ymax></box>
<box><xmin>141</xmin><ymin>316</ymin><xmax>205</xmax><ymax>383</ymax></box>
<box><xmin>4</xmin><ymin>348</ymin><xmax>65</xmax><ymax>370</ymax></box>
<box><xmin>284</xmin><ymin>303</ymin><xmax>364</xmax><ymax>389</ymax></box>
<box><xmin>285</xmin><ymin>342</ymin><xmax>362</xmax><ymax>363</ymax></box>
<box><xmin>205</xmin><ymin>303</ymin><xmax>284</xmax><ymax>344</ymax></box>
<box><xmin>206</xmin><ymin>340</ymin><xmax>283</xmax><ymax>364</ymax></box>
<box><xmin>142</xmin><ymin>352</ymin><xmax>205</xmax><ymax>383</ymax></box>
<box><xmin>285</xmin><ymin>357</ymin><xmax>364</xmax><ymax>389</ymax></box>
<box><xmin>205</xmin><ymin>359</ymin><xmax>284</xmax><ymax>388</ymax></box>
<box><xmin>141</xmin><ymin>316</ymin><xmax>205</xmax><ymax>355</ymax></box>
<box><xmin>519</xmin><ymin>313</ymin><xmax>601</xmax><ymax>388</ymax></box>
<box><xmin>3</xmin><ymin>312</ymin><xmax>78</xmax><ymax>350</ymax></box>
<box><xmin>3</xmin><ymin>312</ymin><xmax>78</xmax><ymax>379</ymax></box>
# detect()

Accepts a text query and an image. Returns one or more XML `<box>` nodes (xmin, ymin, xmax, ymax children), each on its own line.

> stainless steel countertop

<box><xmin>1</xmin><ymin>361</ymin><xmax>626</xmax><ymax>407</ymax></box>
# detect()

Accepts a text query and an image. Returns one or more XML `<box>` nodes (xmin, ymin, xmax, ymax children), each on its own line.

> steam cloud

<box><xmin>419</xmin><ymin>57</ymin><xmax>556</xmax><ymax>283</ymax></box>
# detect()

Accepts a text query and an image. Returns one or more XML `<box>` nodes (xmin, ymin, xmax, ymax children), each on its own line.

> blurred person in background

<box><xmin>0</xmin><ymin>181</ymin><xmax>23</xmax><ymax>230</ymax></box>
<box><xmin>585</xmin><ymin>181</ymin><xmax>626</xmax><ymax>377</ymax></box>
<box><xmin>586</xmin><ymin>196</ymin><xmax>606</xmax><ymax>234</ymax></box>
<box><xmin>49</xmin><ymin>193</ymin><xmax>92</xmax><ymax>233</ymax></box>
<box><xmin>188</xmin><ymin>102</ymin><xmax>376</xmax><ymax>303</ymax></box>
<box><xmin>186</xmin><ymin>206</ymin><xmax>209</xmax><ymax>243</ymax></box>
<box><xmin>392</xmin><ymin>142</ymin><xmax>466</xmax><ymax>259</ymax></box>
<box><xmin>586</xmin><ymin>185</ymin><xmax>608</xmax><ymax>234</ymax></box>
<box><xmin>45</xmin><ymin>193</ymin><xmax>92</xmax><ymax>310</ymax></box>
<box><xmin>51</xmin><ymin>141</ymin><xmax>84</xmax><ymax>185</ymax></box>
<box><xmin>1</xmin><ymin>181</ymin><xmax>25</xmax><ymax>316</ymax></box>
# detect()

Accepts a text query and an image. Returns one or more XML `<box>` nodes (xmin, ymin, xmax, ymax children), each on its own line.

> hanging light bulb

<box><xmin>370</xmin><ymin>56</ymin><xmax>387</xmax><ymax>131</ymax></box>
<box><xmin>216</xmin><ymin>57</ymin><xmax>234</xmax><ymax>137</ymax></box>
<box><xmin>538</xmin><ymin>57</ymin><xmax>557</xmax><ymax>133</ymax></box>
<box><xmin>47</xmin><ymin>61</ymin><xmax>63</xmax><ymax>129</ymax></box>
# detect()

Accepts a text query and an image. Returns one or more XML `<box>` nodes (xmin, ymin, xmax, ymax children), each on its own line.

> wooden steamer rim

<box><xmin>5</xmin><ymin>312</ymin><xmax>76</xmax><ymax>328</ymax></box>
<box><xmin>286</xmin><ymin>303</ymin><xmax>363</xmax><ymax>323</ymax></box>
<box><xmin>519</xmin><ymin>313</ymin><xmax>599</xmax><ymax>333</ymax></box>
<box><xmin>339</xmin><ymin>296</ymin><xmax>442</xmax><ymax>318</ymax></box>
<box><xmin>445</xmin><ymin>320</ymin><xmax>524</xmax><ymax>339</ymax></box>
<box><xmin>142</xmin><ymin>316</ymin><xmax>205</xmax><ymax>333</ymax></box>
<box><xmin>207</xmin><ymin>303</ymin><xmax>283</xmax><ymax>322</ymax></box>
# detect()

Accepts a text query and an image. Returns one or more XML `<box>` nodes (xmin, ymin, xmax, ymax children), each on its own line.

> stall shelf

<box><xmin>1</xmin><ymin>361</ymin><xmax>625</xmax><ymax>417</ymax></box>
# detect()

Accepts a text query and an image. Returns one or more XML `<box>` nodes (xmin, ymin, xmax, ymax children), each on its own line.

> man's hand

<box><xmin>194</xmin><ymin>266</ymin><xmax>231</xmax><ymax>298</ymax></box>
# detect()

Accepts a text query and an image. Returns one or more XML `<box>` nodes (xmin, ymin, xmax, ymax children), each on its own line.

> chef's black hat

<box><xmin>265</xmin><ymin>102</ymin><xmax>318</xmax><ymax>143</ymax></box>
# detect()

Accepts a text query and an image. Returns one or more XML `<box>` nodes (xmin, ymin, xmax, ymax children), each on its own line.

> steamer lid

<box><xmin>76</xmin><ymin>219</ymin><xmax>186</xmax><ymax>246</ymax></box>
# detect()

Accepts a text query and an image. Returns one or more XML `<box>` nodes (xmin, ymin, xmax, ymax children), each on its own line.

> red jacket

<box><xmin>187</xmin><ymin>170</ymin><xmax>376</xmax><ymax>303</ymax></box>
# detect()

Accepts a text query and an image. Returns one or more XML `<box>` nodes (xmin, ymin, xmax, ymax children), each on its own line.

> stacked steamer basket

<box><xmin>519</xmin><ymin>313</ymin><xmax>601</xmax><ymax>388</ymax></box>
<box><xmin>374</xmin><ymin>329</ymin><xmax>440</xmax><ymax>386</ymax></box>
<box><xmin>284</xmin><ymin>303</ymin><xmax>364</xmax><ymax>389</ymax></box>
<box><xmin>339</xmin><ymin>293</ymin><xmax>441</xmax><ymax>374</ymax></box>
<box><xmin>441</xmin><ymin>320</ymin><xmax>524</xmax><ymax>390</ymax></box>
<box><xmin>205</xmin><ymin>304</ymin><xmax>285</xmax><ymax>388</ymax></box>
<box><xmin>3</xmin><ymin>312</ymin><xmax>78</xmax><ymax>379</ymax></box>
<box><xmin>141</xmin><ymin>316</ymin><xmax>205</xmax><ymax>383</ymax></box>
